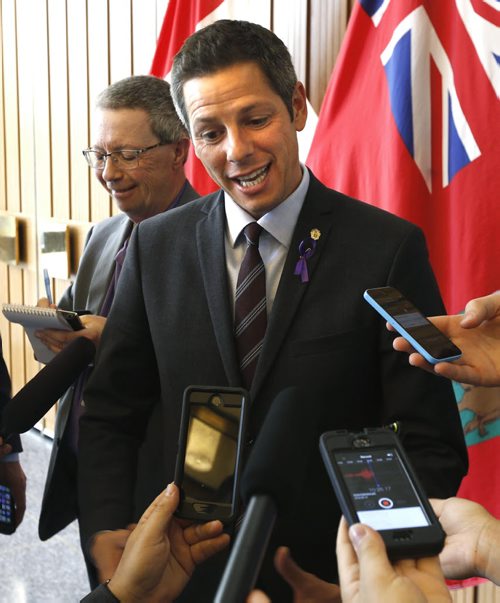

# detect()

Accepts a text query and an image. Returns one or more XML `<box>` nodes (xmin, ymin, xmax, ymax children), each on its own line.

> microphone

<box><xmin>1</xmin><ymin>336</ymin><xmax>95</xmax><ymax>436</ymax></box>
<box><xmin>214</xmin><ymin>386</ymin><xmax>323</xmax><ymax>603</ymax></box>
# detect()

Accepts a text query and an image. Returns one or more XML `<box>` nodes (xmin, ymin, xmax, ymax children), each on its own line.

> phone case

<box><xmin>174</xmin><ymin>385</ymin><xmax>249</xmax><ymax>524</ymax></box>
<box><xmin>320</xmin><ymin>428</ymin><xmax>445</xmax><ymax>560</ymax></box>
<box><xmin>363</xmin><ymin>288</ymin><xmax>462</xmax><ymax>364</ymax></box>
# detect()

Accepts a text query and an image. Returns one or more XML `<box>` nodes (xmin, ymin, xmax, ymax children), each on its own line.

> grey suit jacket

<box><xmin>79</xmin><ymin>172</ymin><xmax>467</xmax><ymax>600</ymax></box>
<box><xmin>38</xmin><ymin>182</ymin><xmax>199</xmax><ymax>540</ymax></box>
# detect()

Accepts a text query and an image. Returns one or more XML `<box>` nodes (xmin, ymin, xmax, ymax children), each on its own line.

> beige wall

<box><xmin>0</xmin><ymin>2</ymin><xmax>497</xmax><ymax>599</ymax></box>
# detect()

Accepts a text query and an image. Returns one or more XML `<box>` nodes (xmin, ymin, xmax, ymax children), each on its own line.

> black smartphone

<box><xmin>320</xmin><ymin>428</ymin><xmax>445</xmax><ymax>560</ymax></box>
<box><xmin>364</xmin><ymin>286</ymin><xmax>462</xmax><ymax>364</ymax></box>
<box><xmin>174</xmin><ymin>386</ymin><xmax>249</xmax><ymax>524</ymax></box>
<box><xmin>59</xmin><ymin>309</ymin><xmax>84</xmax><ymax>331</ymax></box>
<box><xmin>0</xmin><ymin>483</ymin><xmax>16</xmax><ymax>534</ymax></box>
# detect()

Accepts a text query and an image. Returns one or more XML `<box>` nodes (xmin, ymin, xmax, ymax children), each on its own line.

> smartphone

<box><xmin>0</xmin><ymin>483</ymin><xmax>16</xmax><ymax>534</ymax></box>
<box><xmin>174</xmin><ymin>386</ymin><xmax>249</xmax><ymax>524</ymax></box>
<box><xmin>59</xmin><ymin>309</ymin><xmax>84</xmax><ymax>331</ymax></box>
<box><xmin>320</xmin><ymin>428</ymin><xmax>445</xmax><ymax>560</ymax></box>
<box><xmin>364</xmin><ymin>286</ymin><xmax>462</xmax><ymax>364</ymax></box>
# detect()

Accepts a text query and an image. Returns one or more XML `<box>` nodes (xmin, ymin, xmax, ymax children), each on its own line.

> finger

<box><xmin>246</xmin><ymin>589</ymin><xmax>271</xmax><ymax>603</ymax></box>
<box><xmin>348</xmin><ymin>524</ymin><xmax>396</xmax><ymax>584</ymax></box>
<box><xmin>392</xmin><ymin>336</ymin><xmax>415</xmax><ymax>354</ymax></box>
<box><xmin>135</xmin><ymin>482</ymin><xmax>179</xmax><ymax>535</ymax></box>
<box><xmin>433</xmin><ymin>362</ymin><xmax>475</xmax><ymax>384</ymax></box>
<box><xmin>336</xmin><ymin>517</ymin><xmax>360</xmax><ymax>590</ymax></box>
<box><xmin>428</xmin><ymin>498</ymin><xmax>446</xmax><ymax>519</ymax></box>
<box><xmin>183</xmin><ymin>519</ymin><xmax>225</xmax><ymax>545</ymax></box>
<box><xmin>462</xmin><ymin>295</ymin><xmax>497</xmax><ymax>327</ymax></box>
<box><xmin>0</xmin><ymin>443</ymin><xmax>13</xmax><ymax>458</ymax></box>
<box><xmin>273</xmin><ymin>546</ymin><xmax>309</xmax><ymax>589</ymax></box>
<box><xmin>190</xmin><ymin>532</ymin><xmax>230</xmax><ymax>565</ymax></box>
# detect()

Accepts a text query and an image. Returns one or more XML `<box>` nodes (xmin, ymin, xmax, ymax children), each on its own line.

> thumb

<box><xmin>134</xmin><ymin>482</ymin><xmax>179</xmax><ymax>535</ymax></box>
<box><xmin>349</xmin><ymin>524</ymin><xmax>396</xmax><ymax>583</ymax></box>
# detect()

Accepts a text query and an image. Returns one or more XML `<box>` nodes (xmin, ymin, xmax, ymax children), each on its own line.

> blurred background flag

<box><xmin>306</xmin><ymin>0</ymin><xmax>500</xmax><ymax>587</ymax></box>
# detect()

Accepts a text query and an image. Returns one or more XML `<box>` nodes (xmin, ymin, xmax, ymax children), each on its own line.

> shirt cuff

<box><xmin>1</xmin><ymin>452</ymin><xmax>19</xmax><ymax>463</ymax></box>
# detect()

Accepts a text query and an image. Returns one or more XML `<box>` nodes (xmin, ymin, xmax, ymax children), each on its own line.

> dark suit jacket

<box><xmin>38</xmin><ymin>182</ymin><xmax>199</xmax><ymax>541</ymax></box>
<box><xmin>0</xmin><ymin>336</ymin><xmax>22</xmax><ymax>453</ymax></box>
<box><xmin>78</xmin><ymin>173</ymin><xmax>467</xmax><ymax>601</ymax></box>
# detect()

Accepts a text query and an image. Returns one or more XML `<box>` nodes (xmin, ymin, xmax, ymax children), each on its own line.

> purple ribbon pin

<box><xmin>294</xmin><ymin>237</ymin><xmax>318</xmax><ymax>283</ymax></box>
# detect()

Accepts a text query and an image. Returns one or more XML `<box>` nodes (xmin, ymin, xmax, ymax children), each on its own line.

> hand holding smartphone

<box><xmin>364</xmin><ymin>286</ymin><xmax>462</xmax><ymax>364</ymax></box>
<box><xmin>174</xmin><ymin>386</ymin><xmax>248</xmax><ymax>524</ymax></box>
<box><xmin>320</xmin><ymin>428</ymin><xmax>445</xmax><ymax>560</ymax></box>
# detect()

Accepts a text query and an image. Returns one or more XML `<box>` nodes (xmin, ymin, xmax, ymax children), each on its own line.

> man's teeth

<box><xmin>238</xmin><ymin>166</ymin><xmax>268</xmax><ymax>187</ymax></box>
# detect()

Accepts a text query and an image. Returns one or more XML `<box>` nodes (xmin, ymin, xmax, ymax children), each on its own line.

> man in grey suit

<box><xmin>34</xmin><ymin>75</ymin><xmax>199</xmax><ymax>585</ymax></box>
<box><xmin>78</xmin><ymin>22</ymin><xmax>467</xmax><ymax>601</ymax></box>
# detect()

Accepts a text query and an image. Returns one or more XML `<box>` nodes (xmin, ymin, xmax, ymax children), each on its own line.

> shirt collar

<box><xmin>225</xmin><ymin>166</ymin><xmax>310</xmax><ymax>248</ymax></box>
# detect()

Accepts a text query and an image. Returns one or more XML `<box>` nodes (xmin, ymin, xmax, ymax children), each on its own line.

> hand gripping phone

<box><xmin>364</xmin><ymin>286</ymin><xmax>462</xmax><ymax>364</ymax></box>
<box><xmin>0</xmin><ymin>483</ymin><xmax>16</xmax><ymax>534</ymax></box>
<box><xmin>174</xmin><ymin>386</ymin><xmax>248</xmax><ymax>524</ymax></box>
<box><xmin>320</xmin><ymin>428</ymin><xmax>445</xmax><ymax>560</ymax></box>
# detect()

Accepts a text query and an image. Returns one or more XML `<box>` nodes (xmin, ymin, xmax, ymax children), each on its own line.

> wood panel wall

<box><xmin>0</xmin><ymin>2</ymin><xmax>497</xmax><ymax>600</ymax></box>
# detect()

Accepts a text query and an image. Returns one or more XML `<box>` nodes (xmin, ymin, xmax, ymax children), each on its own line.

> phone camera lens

<box><xmin>352</xmin><ymin>436</ymin><xmax>371</xmax><ymax>448</ymax></box>
<box><xmin>210</xmin><ymin>394</ymin><xmax>223</xmax><ymax>407</ymax></box>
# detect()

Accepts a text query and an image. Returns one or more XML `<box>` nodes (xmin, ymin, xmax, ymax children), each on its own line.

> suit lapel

<box><xmin>196</xmin><ymin>193</ymin><xmax>241</xmax><ymax>384</ymax></box>
<box><xmin>251</xmin><ymin>175</ymin><xmax>336</xmax><ymax>397</ymax></box>
<box><xmin>87</xmin><ymin>216</ymin><xmax>133</xmax><ymax>312</ymax></box>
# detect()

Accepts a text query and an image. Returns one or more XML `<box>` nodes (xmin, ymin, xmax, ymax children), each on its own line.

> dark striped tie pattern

<box><xmin>234</xmin><ymin>222</ymin><xmax>267</xmax><ymax>388</ymax></box>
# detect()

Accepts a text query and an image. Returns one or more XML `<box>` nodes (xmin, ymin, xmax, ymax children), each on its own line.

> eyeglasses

<box><xmin>82</xmin><ymin>143</ymin><xmax>167</xmax><ymax>170</ymax></box>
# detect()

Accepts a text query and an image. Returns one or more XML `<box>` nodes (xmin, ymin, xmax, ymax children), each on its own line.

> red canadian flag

<box><xmin>149</xmin><ymin>0</ymin><xmax>225</xmax><ymax>195</ymax></box>
<box><xmin>307</xmin><ymin>0</ymin><xmax>500</xmax><ymax>587</ymax></box>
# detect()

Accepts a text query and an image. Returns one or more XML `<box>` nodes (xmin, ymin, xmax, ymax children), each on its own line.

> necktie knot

<box><xmin>243</xmin><ymin>222</ymin><xmax>263</xmax><ymax>246</ymax></box>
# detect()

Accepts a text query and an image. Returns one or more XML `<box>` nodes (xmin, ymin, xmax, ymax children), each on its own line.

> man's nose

<box><xmin>101</xmin><ymin>155</ymin><xmax>123</xmax><ymax>181</ymax></box>
<box><xmin>226</xmin><ymin>128</ymin><xmax>253</xmax><ymax>163</ymax></box>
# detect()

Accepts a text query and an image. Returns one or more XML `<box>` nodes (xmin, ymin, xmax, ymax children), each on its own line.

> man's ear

<box><xmin>292</xmin><ymin>82</ymin><xmax>308</xmax><ymax>132</ymax></box>
<box><xmin>173</xmin><ymin>138</ymin><xmax>191</xmax><ymax>167</ymax></box>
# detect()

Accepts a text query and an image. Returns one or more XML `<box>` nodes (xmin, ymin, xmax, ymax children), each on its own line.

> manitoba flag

<box><xmin>307</xmin><ymin>0</ymin><xmax>500</xmax><ymax>583</ymax></box>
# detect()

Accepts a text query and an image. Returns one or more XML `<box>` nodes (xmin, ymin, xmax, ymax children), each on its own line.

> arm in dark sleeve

<box><xmin>0</xmin><ymin>337</ymin><xmax>22</xmax><ymax>453</ymax></box>
<box><xmin>381</xmin><ymin>226</ymin><xmax>467</xmax><ymax>497</ymax></box>
<box><xmin>77</xmin><ymin>225</ymin><xmax>160</xmax><ymax>545</ymax></box>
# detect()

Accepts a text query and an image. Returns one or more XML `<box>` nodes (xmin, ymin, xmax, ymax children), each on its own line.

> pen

<box><xmin>43</xmin><ymin>269</ymin><xmax>53</xmax><ymax>305</ymax></box>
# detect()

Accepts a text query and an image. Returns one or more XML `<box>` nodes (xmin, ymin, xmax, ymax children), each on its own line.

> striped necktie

<box><xmin>234</xmin><ymin>222</ymin><xmax>267</xmax><ymax>388</ymax></box>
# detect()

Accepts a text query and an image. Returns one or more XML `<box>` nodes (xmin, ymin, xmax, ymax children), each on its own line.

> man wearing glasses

<box><xmin>34</xmin><ymin>75</ymin><xmax>199</xmax><ymax>588</ymax></box>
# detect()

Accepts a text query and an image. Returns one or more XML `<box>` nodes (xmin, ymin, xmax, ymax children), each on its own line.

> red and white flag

<box><xmin>307</xmin><ymin>0</ymin><xmax>500</xmax><ymax>585</ymax></box>
<box><xmin>150</xmin><ymin>0</ymin><xmax>317</xmax><ymax>195</ymax></box>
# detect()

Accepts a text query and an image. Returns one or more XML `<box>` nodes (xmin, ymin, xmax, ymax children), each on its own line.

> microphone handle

<box><xmin>214</xmin><ymin>494</ymin><xmax>277</xmax><ymax>603</ymax></box>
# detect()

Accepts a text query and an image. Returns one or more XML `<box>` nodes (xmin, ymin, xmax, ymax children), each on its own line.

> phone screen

<box><xmin>334</xmin><ymin>448</ymin><xmax>430</xmax><ymax>530</ymax></box>
<box><xmin>179</xmin><ymin>390</ymin><xmax>244</xmax><ymax>516</ymax></box>
<box><xmin>366</xmin><ymin>287</ymin><xmax>461</xmax><ymax>361</ymax></box>
<box><xmin>0</xmin><ymin>484</ymin><xmax>15</xmax><ymax>534</ymax></box>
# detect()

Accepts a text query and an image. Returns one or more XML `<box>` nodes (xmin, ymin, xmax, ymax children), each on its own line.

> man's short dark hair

<box><xmin>96</xmin><ymin>75</ymin><xmax>188</xmax><ymax>143</ymax></box>
<box><xmin>171</xmin><ymin>20</ymin><xmax>298</xmax><ymax>129</ymax></box>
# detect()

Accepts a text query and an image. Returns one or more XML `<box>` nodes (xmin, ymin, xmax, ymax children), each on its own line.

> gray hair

<box><xmin>96</xmin><ymin>75</ymin><xmax>188</xmax><ymax>143</ymax></box>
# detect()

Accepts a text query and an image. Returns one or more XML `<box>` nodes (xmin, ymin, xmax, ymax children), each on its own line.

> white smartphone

<box><xmin>364</xmin><ymin>286</ymin><xmax>462</xmax><ymax>364</ymax></box>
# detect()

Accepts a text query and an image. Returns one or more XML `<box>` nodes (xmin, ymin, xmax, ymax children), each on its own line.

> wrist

<box><xmin>478</xmin><ymin>515</ymin><xmax>500</xmax><ymax>584</ymax></box>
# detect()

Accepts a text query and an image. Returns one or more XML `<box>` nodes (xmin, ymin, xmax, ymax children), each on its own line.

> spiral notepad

<box><xmin>2</xmin><ymin>303</ymin><xmax>79</xmax><ymax>363</ymax></box>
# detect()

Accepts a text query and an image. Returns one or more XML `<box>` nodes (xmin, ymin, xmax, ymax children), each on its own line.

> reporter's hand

<box><xmin>0</xmin><ymin>460</ymin><xmax>27</xmax><ymax>527</ymax></box>
<box><xmin>336</xmin><ymin>518</ymin><xmax>451</xmax><ymax>603</ymax></box>
<box><xmin>430</xmin><ymin>497</ymin><xmax>500</xmax><ymax>585</ymax></box>
<box><xmin>35</xmin><ymin>314</ymin><xmax>107</xmax><ymax>353</ymax></box>
<box><xmin>388</xmin><ymin>295</ymin><xmax>500</xmax><ymax>387</ymax></box>
<box><xmin>0</xmin><ymin>436</ymin><xmax>13</xmax><ymax>459</ymax></box>
<box><xmin>108</xmin><ymin>483</ymin><xmax>230</xmax><ymax>603</ymax></box>
<box><xmin>91</xmin><ymin>528</ymin><xmax>132</xmax><ymax>583</ymax></box>
<box><xmin>246</xmin><ymin>547</ymin><xmax>340</xmax><ymax>603</ymax></box>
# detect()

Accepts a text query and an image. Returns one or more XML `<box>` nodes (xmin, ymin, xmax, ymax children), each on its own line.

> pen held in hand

<box><xmin>43</xmin><ymin>269</ymin><xmax>53</xmax><ymax>305</ymax></box>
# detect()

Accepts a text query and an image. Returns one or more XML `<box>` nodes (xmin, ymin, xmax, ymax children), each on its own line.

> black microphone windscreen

<box><xmin>2</xmin><ymin>336</ymin><xmax>95</xmax><ymax>434</ymax></box>
<box><xmin>240</xmin><ymin>386</ymin><xmax>323</xmax><ymax>515</ymax></box>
